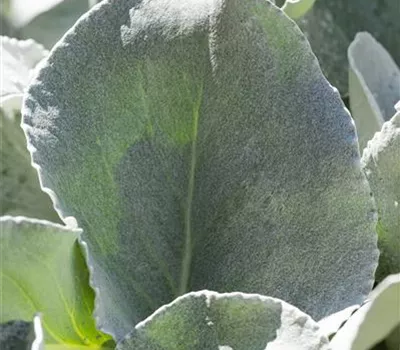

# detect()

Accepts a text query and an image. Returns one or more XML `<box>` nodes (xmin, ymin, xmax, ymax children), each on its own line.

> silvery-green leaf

<box><xmin>348</xmin><ymin>32</ymin><xmax>400</xmax><ymax>151</ymax></box>
<box><xmin>118</xmin><ymin>291</ymin><xmax>330</xmax><ymax>350</ymax></box>
<box><xmin>0</xmin><ymin>216</ymin><xmax>111</xmax><ymax>348</ymax></box>
<box><xmin>282</xmin><ymin>0</ymin><xmax>316</xmax><ymax>19</ymax></box>
<box><xmin>23</xmin><ymin>0</ymin><xmax>378</xmax><ymax>339</ymax></box>
<box><xmin>0</xmin><ymin>36</ymin><xmax>48</xmax><ymax>115</ymax></box>
<box><xmin>19</xmin><ymin>0</ymin><xmax>90</xmax><ymax>49</ymax></box>
<box><xmin>0</xmin><ymin>111</ymin><xmax>59</xmax><ymax>221</ymax></box>
<box><xmin>297</xmin><ymin>0</ymin><xmax>400</xmax><ymax>95</ymax></box>
<box><xmin>330</xmin><ymin>274</ymin><xmax>400</xmax><ymax>350</ymax></box>
<box><xmin>361</xmin><ymin>110</ymin><xmax>400</xmax><ymax>281</ymax></box>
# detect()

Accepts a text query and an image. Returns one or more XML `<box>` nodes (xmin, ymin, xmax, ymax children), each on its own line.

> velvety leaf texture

<box><xmin>362</xmin><ymin>110</ymin><xmax>400</xmax><ymax>281</ymax></box>
<box><xmin>118</xmin><ymin>291</ymin><xmax>330</xmax><ymax>350</ymax></box>
<box><xmin>23</xmin><ymin>0</ymin><xmax>378</xmax><ymax>339</ymax></box>
<box><xmin>0</xmin><ymin>217</ymin><xmax>110</xmax><ymax>348</ymax></box>
<box><xmin>348</xmin><ymin>32</ymin><xmax>400</xmax><ymax>151</ymax></box>
<box><xmin>297</xmin><ymin>0</ymin><xmax>400</xmax><ymax>95</ymax></box>
<box><xmin>0</xmin><ymin>112</ymin><xmax>59</xmax><ymax>222</ymax></box>
<box><xmin>330</xmin><ymin>274</ymin><xmax>400</xmax><ymax>350</ymax></box>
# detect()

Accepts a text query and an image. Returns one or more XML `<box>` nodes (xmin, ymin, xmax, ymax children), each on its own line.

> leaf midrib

<box><xmin>178</xmin><ymin>84</ymin><xmax>203</xmax><ymax>296</ymax></box>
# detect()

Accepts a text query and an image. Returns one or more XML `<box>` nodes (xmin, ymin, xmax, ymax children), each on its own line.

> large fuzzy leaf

<box><xmin>0</xmin><ymin>36</ymin><xmax>48</xmax><ymax>115</ymax></box>
<box><xmin>297</xmin><ymin>0</ymin><xmax>400</xmax><ymax>95</ymax></box>
<box><xmin>118</xmin><ymin>291</ymin><xmax>330</xmax><ymax>350</ymax></box>
<box><xmin>0</xmin><ymin>112</ymin><xmax>59</xmax><ymax>221</ymax></box>
<box><xmin>0</xmin><ymin>217</ymin><xmax>111</xmax><ymax>348</ymax></box>
<box><xmin>361</xmin><ymin>109</ymin><xmax>400</xmax><ymax>281</ymax></box>
<box><xmin>330</xmin><ymin>274</ymin><xmax>400</xmax><ymax>350</ymax></box>
<box><xmin>348</xmin><ymin>32</ymin><xmax>400</xmax><ymax>151</ymax></box>
<box><xmin>22</xmin><ymin>0</ymin><xmax>378</xmax><ymax>339</ymax></box>
<box><xmin>19</xmin><ymin>0</ymin><xmax>90</xmax><ymax>49</ymax></box>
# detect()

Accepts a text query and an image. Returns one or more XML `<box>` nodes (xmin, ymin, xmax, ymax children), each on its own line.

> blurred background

<box><xmin>0</xmin><ymin>0</ymin><xmax>100</xmax><ymax>48</ymax></box>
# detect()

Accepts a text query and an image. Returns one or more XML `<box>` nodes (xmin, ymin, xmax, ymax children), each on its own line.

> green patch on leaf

<box><xmin>118</xmin><ymin>291</ymin><xmax>330</xmax><ymax>350</ymax></box>
<box><xmin>23</xmin><ymin>0</ymin><xmax>378</xmax><ymax>340</ymax></box>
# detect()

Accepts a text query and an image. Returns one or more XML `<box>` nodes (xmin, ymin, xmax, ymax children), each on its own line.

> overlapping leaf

<box><xmin>23</xmin><ymin>0</ymin><xmax>378</xmax><ymax>339</ymax></box>
<box><xmin>362</xmin><ymin>109</ymin><xmax>400</xmax><ymax>281</ymax></box>
<box><xmin>330</xmin><ymin>274</ymin><xmax>400</xmax><ymax>350</ymax></box>
<box><xmin>0</xmin><ymin>36</ymin><xmax>48</xmax><ymax>115</ymax></box>
<box><xmin>118</xmin><ymin>291</ymin><xmax>330</xmax><ymax>350</ymax></box>
<box><xmin>348</xmin><ymin>32</ymin><xmax>400</xmax><ymax>151</ymax></box>
<box><xmin>282</xmin><ymin>0</ymin><xmax>316</xmax><ymax>19</ymax></box>
<box><xmin>8</xmin><ymin>0</ymin><xmax>64</xmax><ymax>27</ymax></box>
<box><xmin>297</xmin><ymin>0</ymin><xmax>400</xmax><ymax>95</ymax></box>
<box><xmin>0</xmin><ymin>217</ymin><xmax>111</xmax><ymax>348</ymax></box>
<box><xmin>0</xmin><ymin>111</ymin><xmax>59</xmax><ymax>221</ymax></box>
<box><xmin>19</xmin><ymin>0</ymin><xmax>91</xmax><ymax>49</ymax></box>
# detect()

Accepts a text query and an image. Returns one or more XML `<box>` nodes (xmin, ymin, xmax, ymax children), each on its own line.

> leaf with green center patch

<box><xmin>297</xmin><ymin>0</ymin><xmax>400</xmax><ymax>95</ymax></box>
<box><xmin>330</xmin><ymin>274</ymin><xmax>400</xmax><ymax>350</ymax></box>
<box><xmin>22</xmin><ymin>0</ymin><xmax>378</xmax><ymax>339</ymax></box>
<box><xmin>0</xmin><ymin>216</ymin><xmax>112</xmax><ymax>348</ymax></box>
<box><xmin>348</xmin><ymin>32</ymin><xmax>400</xmax><ymax>151</ymax></box>
<box><xmin>0</xmin><ymin>36</ymin><xmax>48</xmax><ymax>116</ymax></box>
<box><xmin>118</xmin><ymin>291</ymin><xmax>330</xmax><ymax>350</ymax></box>
<box><xmin>0</xmin><ymin>111</ymin><xmax>60</xmax><ymax>222</ymax></box>
<box><xmin>361</xmin><ymin>109</ymin><xmax>400</xmax><ymax>282</ymax></box>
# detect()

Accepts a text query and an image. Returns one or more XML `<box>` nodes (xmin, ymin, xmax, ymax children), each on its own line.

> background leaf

<box><xmin>282</xmin><ymin>0</ymin><xmax>316</xmax><ymax>19</ymax></box>
<box><xmin>348</xmin><ymin>32</ymin><xmax>400</xmax><ymax>151</ymax></box>
<box><xmin>0</xmin><ymin>36</ymin><xmax>48</xmax><ymax>115</ymax></box>
<box><xmin>0</xmin><ymin>111</ymin><xmax>59</xmax><ymax>221</ymax></box>
<box><xmin>8</xmin><ymin>0</ymin><xmax>65</xmax><ymax>27</ymax></box>
<box><xmin>330</xmin><ymin>274</ymin><xmax>400</xmax><ymax>350</ymax></box>
<box><xmin>118</xmin><ymin>291</ymin><xmax>330</xmax><ymax>350</ymax></box>
<box><xmin>0</xmin><ymin>216</ymin><xmax>111</xmax><ymax>348</ymax></box>
<box><xmin>23</xmin><ymin>0</ymin><xmax>378</xmax><ymax>339</ymax></box>
<box><xmin>297</xmin><ymin>0</ymin><xmax>400</xmax><ymax>95</ymax></box>
<box><xmin>361</xmin><ymin>109</ymin><xmax>400</xmax><ymax>282</ymax></box>
<box><xmin>19</xmin><ymin>0</ymin><xmax>90</xmax><ymax>49</ymax></box>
